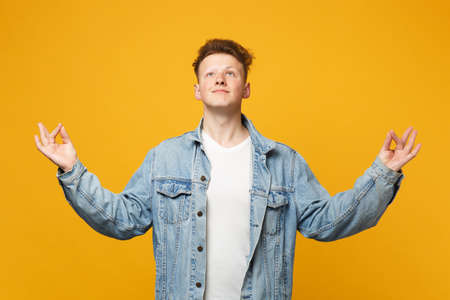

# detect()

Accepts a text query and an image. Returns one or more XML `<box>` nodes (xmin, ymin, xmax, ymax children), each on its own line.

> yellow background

<box><xmin>2</xmin><ymin>0</ymin><xmax>449</xmax><ymax>299</ymax></box>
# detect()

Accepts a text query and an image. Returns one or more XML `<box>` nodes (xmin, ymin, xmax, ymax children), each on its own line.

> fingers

<box><xmin>401</xmin><ymin>126</ymin><xmax>413</xmax><ymax>145</ymax></box>
<box><xmin>38</xmin><ymin>122</ymin><xmax>64</xmax><ymax>145</ymax></box>
<box><xmin>391</xmin><ymin>128</ymin><xmax>408</xmax><ymax>150</ymax></box>
<box><xmin>381</xmin><ymin>130</ymin><xmax>393</xmax><ymax>151</ymax></box>
<box><xmin>411</xmin><ymin>143</ymin><xmax>422</xmax><ymax>157</ymax></box>
<box><xmin>49</xmin><ymin>123</ymin><xmax>62</xmax><ymax>142</ymax></box>
<box><xmin>393</xmin><ymin>126</ymin><xmax>422</xmax><ymax>164</ymax></box>
<box><xmin>36</xmin><ymin>122</ymin><xmax>69</xmax><ymax>146</ymax></box>
<box><xmin>384</xmin><ymin>127</ymin><xmax>419</xmax><ymax>153</ymax></box>
<box><xmin>43</xmin><ymin>123</ymin><xmax>51</xmax><ymax>136</ymax></box>
<box><xmin>405</xmin><ymin>143</ymin><xmax>422</xmax><ymax>163</ymax></box>
<box><xmin>38</xmin><ymin>122</ymin><xmax>49</xmax><ymax>146</ymax></box>
<box><xmin>34</xmin><ymin>134</ymin><xmax>44</xmax><ymax>152</ymax></box>
<box><xmin>391</xmin><ymin>131</ymin><xmax>402</xmax><ymax>146</ymax></box>
<box><xmin>382</xmin><ymin>130</ymin><xmax>402</xmax><ymax>151</ymax></box>
<box><xmin>404</xmin><ymin>129</ymin><xmax>418</xmax><ymax>153</ymax></box>
<box><xmin>60</xmin><ymin>125</ymin><xmax>72</xmax><ymax>144</ymax></box>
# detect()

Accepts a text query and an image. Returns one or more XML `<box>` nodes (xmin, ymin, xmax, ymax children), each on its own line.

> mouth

<box><xmin>213</xmin><ymin>89</ymin><xmax>229</xmax><ymax>93</ymax></box>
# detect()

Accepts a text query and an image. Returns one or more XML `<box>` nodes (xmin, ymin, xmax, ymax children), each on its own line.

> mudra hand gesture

<box><xmin>34</xmin><ymin>123</ymin><xmax>78</xmax><ymax>173</ymax></box>
<box><xmin>378</xmin><ymin>126</ymin><xmax>422</xmax><ymax>172</ymax></box>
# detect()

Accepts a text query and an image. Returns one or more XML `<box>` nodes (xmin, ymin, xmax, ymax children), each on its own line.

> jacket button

<box><xmin>200</xmin><ymin>175</ymin><xmax>206</xmax><ymax>181</ymax></box>
<box><xmin>197</xmin><ymin>211</ymin><xmax>203</xmax><ymax>217</ymax></box>
<box><xmin>197</xmin><ymin>246</ymin><xmax>203</xmax><ymax>252</ymax></box>
<box><xmin>196</xmin><ymin>282</ymin><xmax>202</xmax><ymax>288</ymax></box>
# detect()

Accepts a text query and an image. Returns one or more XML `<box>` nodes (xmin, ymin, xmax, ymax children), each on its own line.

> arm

<box><xmin>294</xmin><ymin>153</ymin><xmax>403</xmax><ymax>241</ymax></box>
<box><xmin>56</xmin><ymin>151</ymin><xmax>154</xmax><ymax>240</ymax></box>
<box><xmin>294</xmin><ymin>127</ymin><xmax>421</xmax><ymax>241</ymax></box>
<box><xmin>35</xmin><ymin>122</ymin><xmax>153</xmax><ymax>240</ymax></box>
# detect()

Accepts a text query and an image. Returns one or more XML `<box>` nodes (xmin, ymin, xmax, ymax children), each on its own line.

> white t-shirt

<box><xmin>201</xmin><ymin>128</ymin><xmax>252</xmax><ymax>300</ymax></box>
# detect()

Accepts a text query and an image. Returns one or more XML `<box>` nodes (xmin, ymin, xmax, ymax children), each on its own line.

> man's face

<box><xmin>194</xmin><ymin>53</ymin><xmax>250</xmax><ymax>111</ymax></box>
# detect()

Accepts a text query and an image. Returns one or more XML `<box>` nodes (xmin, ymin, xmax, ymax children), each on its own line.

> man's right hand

<box><xmin>34</xmin><ymin>122</ymin><xmax>78</xmax><ymax>173</ymax></box>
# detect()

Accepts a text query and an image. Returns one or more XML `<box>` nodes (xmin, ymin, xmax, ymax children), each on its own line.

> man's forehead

<box><xmin>199</xmin><ymin>54</ymin><xmax>244</xmax><ymax>72</ymax></box>
<box><xmin>204</xmin><ymin>65</ymin><xmax>237</xmax><ymax>71</ymax></box>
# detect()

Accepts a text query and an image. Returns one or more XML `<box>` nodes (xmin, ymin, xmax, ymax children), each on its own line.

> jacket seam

<box><xmin>149</xmin><ymin>148</ymin><xmax>155</xmax><ymax>217</ymax></box>
<box><xmin>290</xmin><ymin>150</ymin><xmax>300</xmax><ymax>228</ymax></box>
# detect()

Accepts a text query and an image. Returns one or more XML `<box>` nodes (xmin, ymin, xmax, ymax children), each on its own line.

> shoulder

<box><xmin>269</xmin><ymin>139</ymin><xmax>300</xmax><ymax>159</ymax></box>
<box><xmin>264</xmin><ymin>138</ymin><xmax>309</xmax><ymax>171</ymax></box>
<box><xmin>152</xmin><ymin>130</ymin><xmax>197</xmax><ymax>155</ymax></box>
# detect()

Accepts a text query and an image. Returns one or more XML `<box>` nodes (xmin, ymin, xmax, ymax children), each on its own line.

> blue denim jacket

<box><xmin>57</xmin><ymin>113</ymin><xmax>404</xmax><ymax>300</ymax></box>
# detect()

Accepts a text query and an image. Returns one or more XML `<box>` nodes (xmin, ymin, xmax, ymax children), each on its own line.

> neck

<box><xmin>201</xmin><ymin>108</ymin><xmax>249</xmax><ymax>148</ymax></box>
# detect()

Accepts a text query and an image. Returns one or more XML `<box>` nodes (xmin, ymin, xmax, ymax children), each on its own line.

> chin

<box><xmin>204</xmin><ymin>102</ymin><xmax>231</xmax><ymax>108</ymax></box>
<box><xmin>204</xmin><ymin>101</ymin><xmax>241</xmax><ymax>111</ymax></box>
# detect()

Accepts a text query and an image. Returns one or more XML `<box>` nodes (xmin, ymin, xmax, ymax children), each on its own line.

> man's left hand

<box><xmin>378</xmin><ymin>127</ymin><xmax>422</xmax><ymax>172</ymax></box>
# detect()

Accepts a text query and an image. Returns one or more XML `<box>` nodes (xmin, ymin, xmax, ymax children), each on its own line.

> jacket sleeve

<box><xmin>294</xmin><ymin>152</ymin><xmax>404</xmax><ymax>242</ymax></box>
<box><xmin>56</xmin><ymin>149</ymin><xmax>154</xmax><ymax>240</ymax></box>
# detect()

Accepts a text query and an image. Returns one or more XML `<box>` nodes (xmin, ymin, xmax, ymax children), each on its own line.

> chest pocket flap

<box><xmin>264</xmin><ymin>190</ymin><xmax>289</xmax><ymax>235</ymax></box>
<box><xmin>156</xmin><ymin>181</ymin><xmax>192</xmax><ymax>198</ymax></box>
<box><xmin>156</xmin><ymin>180</ymin><xmax>192</xmax><ymax>224</ymax></box>
<box><xmin>267</xmin><ymin>190</ymin><xmax>289</xmax><ymax>208</ymax></box>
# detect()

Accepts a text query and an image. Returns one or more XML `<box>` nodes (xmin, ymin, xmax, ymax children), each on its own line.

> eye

<box><xmin>226</xmin><ymin>71</ymin><xmax>235</xmax><ymax>76</ymax></box>
<box><xmin>206</xmin><ymin>72</ymin><xmax>214</xmax><ymax>77</ymax></box>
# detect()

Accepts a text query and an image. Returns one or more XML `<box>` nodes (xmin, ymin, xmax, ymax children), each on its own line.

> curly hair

<box><xmin>192</xmin><ymin>38</ymin><xmax>254</xmax><ymax>82</ymax></box>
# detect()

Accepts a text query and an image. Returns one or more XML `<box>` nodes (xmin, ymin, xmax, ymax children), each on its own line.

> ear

<box><xmin>242</xmin><ymin>82</ymin><xmax>251</xmax><ymax>99</ymax></box>
<box><xmin>194</xmin><ymin>83</ymin><xmax>202</xmax><ymax>100</ymax></box>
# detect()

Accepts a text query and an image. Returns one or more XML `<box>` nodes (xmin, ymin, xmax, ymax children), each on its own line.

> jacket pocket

<box><xmin>156</xmin><ymin>179</ymin><xmax>192</xmax><ymax>224</ymax></box>
<box><xmin>263</xmin><ymin>190</ymin><xmax>289</xmax><ymax>235</ymax></box>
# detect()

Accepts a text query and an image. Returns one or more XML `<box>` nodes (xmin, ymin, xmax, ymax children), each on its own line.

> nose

<box><xmin>215</xmin><ymin>73</ymin><xmax>226</xmax><ymax>86</ymax></box>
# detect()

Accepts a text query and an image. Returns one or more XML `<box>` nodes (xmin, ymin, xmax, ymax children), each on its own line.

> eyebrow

<box><xmin>205</xmin><ymin>66</ymin><xmax>237</xmax><ymax>72</ymax></box>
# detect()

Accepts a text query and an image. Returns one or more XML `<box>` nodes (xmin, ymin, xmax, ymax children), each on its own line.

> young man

<box><xmin>35</xmin><ymin>39</ymin><xmax>421</xmax><ymax>300</ymax></box>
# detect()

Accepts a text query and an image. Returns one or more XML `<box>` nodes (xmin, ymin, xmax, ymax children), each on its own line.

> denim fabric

<box><xmin>57</xmin><ymin>113</ymin><xmax>404</xmax><ymax>300</ymax></box>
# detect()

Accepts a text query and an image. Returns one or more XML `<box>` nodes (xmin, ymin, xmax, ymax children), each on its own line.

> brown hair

<box><xmin>192</xmin><ymin>38</ymin><xmax>254</xmax><ymax>82</ymax></box>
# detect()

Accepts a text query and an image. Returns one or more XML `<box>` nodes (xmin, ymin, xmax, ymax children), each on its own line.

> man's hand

<box><xmin>34</xmin><ymin>122</ymin><xmax>78</xmax><ymax>172</ymax></box>
<box><xmin>378</xmin><ymin>126</ymin><xmax>422</xmax><ymax>172</ymax></box>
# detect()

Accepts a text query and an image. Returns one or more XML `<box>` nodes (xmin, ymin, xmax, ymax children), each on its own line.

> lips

<box><xmin>213</xmin><ymin>89</ymin><xmax>229</xmax><ymax>93</ymax></box>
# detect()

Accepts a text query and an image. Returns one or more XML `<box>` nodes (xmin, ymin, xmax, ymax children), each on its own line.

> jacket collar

<box><xmin>187</xmin><ymin>113</ymin><xmax>276</xmax><ymax>155</ymax></box>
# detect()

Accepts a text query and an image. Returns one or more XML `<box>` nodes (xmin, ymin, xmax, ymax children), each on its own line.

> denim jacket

<box><xmin>57</xmin><ymin>113</ymin><xmax>404</xmax><ymax>300</ymax></box>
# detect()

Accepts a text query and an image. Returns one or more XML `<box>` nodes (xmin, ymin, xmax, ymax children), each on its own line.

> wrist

<box><xmin>60</xmin><ymin>158</ymin><xmax>78</xmax><ymax>173</ymax></box>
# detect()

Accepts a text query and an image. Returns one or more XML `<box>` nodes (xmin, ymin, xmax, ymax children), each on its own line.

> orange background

<box><xmin>2</xmin><ymin>0</ymin><xmax>449</xmax><ymax>299</ymax></box>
